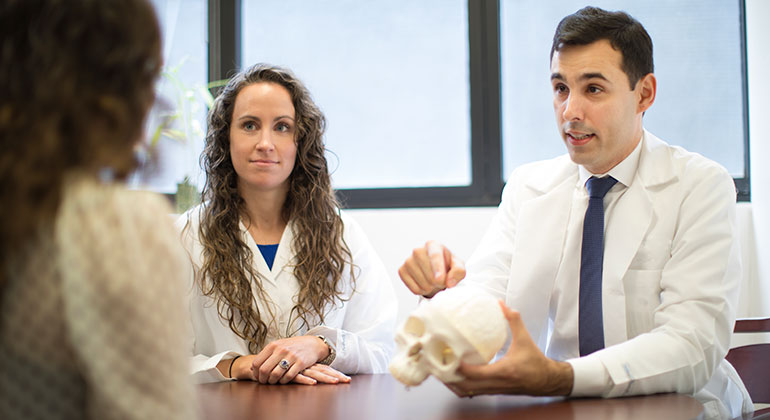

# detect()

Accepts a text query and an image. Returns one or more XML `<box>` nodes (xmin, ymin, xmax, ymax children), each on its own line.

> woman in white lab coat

<box><xmin>179</xmin><ymin>64</ymin><xmax>397</xmax><ymax>385</ymax></box>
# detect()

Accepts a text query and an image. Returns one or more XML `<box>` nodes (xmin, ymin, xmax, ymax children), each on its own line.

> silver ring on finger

<box><xmin>279</xmin><ymin>359</ymin><xmax>291</xmax><ymax>370</ymax></box>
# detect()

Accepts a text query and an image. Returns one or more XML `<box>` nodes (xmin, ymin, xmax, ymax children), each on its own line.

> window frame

<box><xmin>737</xmin><ymin>0</ymin><xmax>751</xmax><ymax>202</ymax></box>
<box><xmin>206</xmin><ymin>0</ymin><xmax>750</xmax><ymax>208</ymax></box>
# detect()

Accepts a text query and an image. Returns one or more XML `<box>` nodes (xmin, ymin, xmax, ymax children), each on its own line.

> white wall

<box><xmin>348</xmin><ymin>0</ymin><xmax>770</xmax><ymax>346</ymax></box>
<box><xmin>735</xmin><ymin>0</ymin><xmax>770</xmax><ymax>346</ymax></box>
<box><xmin>348</xmin><ymin>207</ymin><xmax>496</xmax><ymax>323</ymax></box>
<box><xmin>744</xmin><ymin>0</ymin><xmax>770</xmax><ymax>316</ymax></box>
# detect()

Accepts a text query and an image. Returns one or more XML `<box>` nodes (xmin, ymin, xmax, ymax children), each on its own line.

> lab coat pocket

<box><xmin>623</xmin><ymin>269</ymin><xmax>662</xmax><ymax>338</ymax></box>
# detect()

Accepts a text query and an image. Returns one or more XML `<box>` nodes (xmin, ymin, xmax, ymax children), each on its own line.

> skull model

<box><xmin>389</xmin><ymin>286</ymin><xmax>508</xmax><ymax>386</ymax></box>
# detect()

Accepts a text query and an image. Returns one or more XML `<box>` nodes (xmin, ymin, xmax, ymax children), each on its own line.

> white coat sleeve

<box><xmin>569</xmin><ymin>161</ymin><xmax>741</xmax><ymax>399</ymax></box>
<box><xmin>307</xmin><ymin>214</ymin><xmax>398</xmax><ymax>374</ymax></box>
<box><xmin>462</xmin><ymin>170</ymin><xmax>522</xmax><ymax>300</ymax></box>
<box><xmin>175</xmin><ymin>211</ymin><xmax>241</xmax><ymax>384</ymax></box>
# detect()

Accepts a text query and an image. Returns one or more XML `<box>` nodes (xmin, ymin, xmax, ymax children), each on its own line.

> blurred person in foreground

<box><xmin>0</xmin><ymin>1</ymin><xmax>194</xmax><ymax>419</ymax></box>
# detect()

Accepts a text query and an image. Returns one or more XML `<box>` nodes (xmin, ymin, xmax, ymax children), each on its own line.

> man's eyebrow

<box><xmin>550</xmin><ymin>72</ymin><xmax>610</xmax><ymax>82</ymax></box>
<box><xmin>580</xmin><ymin>72</ymin><xmax>609</xmax><ymax>82</ymax></box>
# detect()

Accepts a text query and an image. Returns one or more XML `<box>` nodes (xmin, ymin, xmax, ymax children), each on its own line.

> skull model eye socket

<box><xmin>426</xmin><ymin>338</ymin><xmax>457</xmax><ymax>366</ymax></box>
<box><xmin>404</xmin><ymin>316</ymin><xmax>425</xmax><ymax>337</ymax></box>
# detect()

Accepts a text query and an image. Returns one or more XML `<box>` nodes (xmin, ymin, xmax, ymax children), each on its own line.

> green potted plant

<box><xmin>140</xmin><ymin>56</ymin><xmax>228</xmax><ymax>213</ymax></box>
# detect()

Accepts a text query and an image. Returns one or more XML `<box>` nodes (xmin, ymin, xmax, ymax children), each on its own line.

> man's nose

<box><xmin>562</xmin><ymin>94</ymin><xmax>584</xmax><ymax>121</ymax></box>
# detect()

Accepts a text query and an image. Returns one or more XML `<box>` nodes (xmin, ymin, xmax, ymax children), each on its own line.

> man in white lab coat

<box><xmin>398</xmin><ymin>6</ymin><xmax>752</xmax><ymax>419</ymax></box>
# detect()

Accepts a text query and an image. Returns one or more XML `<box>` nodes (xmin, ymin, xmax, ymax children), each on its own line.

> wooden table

<box><xmin>198</xmin><ymin>374</ymin><xmax>703</xmax><ymax>420</ymax></box>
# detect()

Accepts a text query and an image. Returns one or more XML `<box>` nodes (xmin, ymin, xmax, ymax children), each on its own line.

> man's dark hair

<box><xmin>550</xmin><ymin>6</ymin><xmax>653</xmax><ymax>89</ymax></box>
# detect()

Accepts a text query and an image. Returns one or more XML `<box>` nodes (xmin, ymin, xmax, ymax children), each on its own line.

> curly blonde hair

<box><xmin>193</xmin><ymin>64</ymin><xmax>354</xmax><ymax>353</ymax></box>
<box><xmin>0</xmin><ymin>0</ymin><xmax>161</xmax><ymax>293</ymax></box>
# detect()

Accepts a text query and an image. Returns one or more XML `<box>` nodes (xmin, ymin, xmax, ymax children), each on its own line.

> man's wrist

<box><xmin>547</xmin><ymin>360</ymin><xmax>574</xmax><ymax>396</ymax></box>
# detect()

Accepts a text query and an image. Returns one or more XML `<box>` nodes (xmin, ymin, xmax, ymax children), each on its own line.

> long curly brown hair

<box><xmin>0</xmin><ymin>0</ymin><xmax>161</xmax><ymax>292</ymax></box>
<box><xmin>193</xmin><ymin>64</ymin><xmax>354</xmax><ymax>353</ymax></box>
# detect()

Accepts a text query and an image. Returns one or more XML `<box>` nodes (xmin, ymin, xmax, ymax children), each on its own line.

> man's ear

<box><xmin>636</xmin><ymin>73</ymin><xmax>656</xmax><ymax>114</ymax></box>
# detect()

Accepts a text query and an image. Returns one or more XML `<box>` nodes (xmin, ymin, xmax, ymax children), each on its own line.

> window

<box><xmin>242</xmin><ymin>0</ymin><xmax>471</xmax><ymax>190</ymax></box>
<box><xmin>213</xmin><ymin>0</ymin><xmax>503</xmax><ymax>208</ymax></box>
<box><xmin>145</xmin><ymin>0</ymin><xmax>749</xmax><ymax>207</ymax></box>
<box><xmin>130</xmin><ymin>0</ymin><xmax>208</xmax><ymax>194</ymax></box>
<box><xmin>501</xmin><ymin>0</ymin><xmax>749</xmax><ymax>199</ymax></box>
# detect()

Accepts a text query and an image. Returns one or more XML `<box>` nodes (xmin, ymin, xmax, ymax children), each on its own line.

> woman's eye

<box><xmin>243</xmin><ymin>121</ymin><xmax>257</xmax><ymax>131</ymax></box>
<box><xmin>276</xmin><ymin>122</ymin><xmax>291</xmax><ymax>133</ymax></box>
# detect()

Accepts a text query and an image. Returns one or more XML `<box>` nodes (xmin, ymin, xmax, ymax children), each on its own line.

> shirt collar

<box><xmin>577</xmin><ymin>134</ymin><xmax>644</xmax><ymax>189</ymax></box>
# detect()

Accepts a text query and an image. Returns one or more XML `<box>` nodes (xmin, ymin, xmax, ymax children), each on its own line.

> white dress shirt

<box><xmin>177</xmin><ymin>207</ymin><xmax>398</xmax><ymax>383</ymax></box>
<box><xmin>548</xmin><ymin>136</ymin><xmax>642</xmax><ymax>378</ymax></box>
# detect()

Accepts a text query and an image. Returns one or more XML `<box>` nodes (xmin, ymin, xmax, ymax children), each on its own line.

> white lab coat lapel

<box><xmin>238</xmin><ymin>219</ymin><xmax>300</xmax><ymax>338</ymax></box>
<box><xmin>238</xmin><ymin>219</ymin><xmax>297</xmax><ymax>287</ymax></box>
<box><xmin>270</xmin><ymin>221</ymin><xmax>296</xmax><ymax>283</ymax></box>
<box><xmin>601</xmin><ymin>176</ymin><xmax>651</xmax><ymax>345</ymax></box>
<box><xmin>602</xmin><ymin>131</ymin><xmax>676</xmax><ymax>345</ymax></box>
<box><xmin>508</xmin><ymin>160</ymin><xmax>576</xmax><ymax>349</ymax></box>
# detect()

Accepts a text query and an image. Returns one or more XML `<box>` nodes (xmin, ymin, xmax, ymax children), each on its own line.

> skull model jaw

<box><xmin>389</xmin><ymin>287</ymin><xmax>507</xmax><ymax>387</ymax></box>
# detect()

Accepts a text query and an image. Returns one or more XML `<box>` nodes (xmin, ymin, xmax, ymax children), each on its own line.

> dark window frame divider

<box><xmin>206</xmin><ymin>0</ymin><xmax>749</xmax><ymax>208</ymax></box>
<box><xmin>208</xmin><ymin>0</ymin><xmax>241</xmax><ymax>88</ymax></box>
<box><xmin>737</xmin><ymin>0</ymin><xmax>750</xmax><ymax>202</ymax></box>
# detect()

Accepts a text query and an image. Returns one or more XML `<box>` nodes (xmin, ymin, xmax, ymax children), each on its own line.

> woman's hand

<box><xmin>250</xmin><ymin>336</ymin><xmax>333</xmax><ymax>384</ymax></box>
<box><xmin>292</xmin><ymin>364</ymin><xmax>351</xmax><ymax>385</ymax></box>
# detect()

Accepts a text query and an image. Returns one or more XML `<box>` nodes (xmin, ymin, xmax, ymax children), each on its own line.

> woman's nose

<box><xmin>255</xmin><ymin>131</ymin><xmax>274</xmax><ymax>151</ymax></box>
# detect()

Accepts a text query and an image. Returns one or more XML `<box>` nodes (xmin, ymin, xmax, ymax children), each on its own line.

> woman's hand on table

<box><xmin>292</xmin><ymin>364</ymin><xmax>350</xmax><ymax>385</ymax></box>
<box><xmin>240</xmin><ymin>336</ymin><xmax>348</xmax><ymax>385</ymax></box>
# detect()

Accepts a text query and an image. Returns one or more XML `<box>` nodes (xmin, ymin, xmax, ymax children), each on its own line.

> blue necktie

<box><xmin>579</xmin><ymin>176</ymin><xmax>618</xmax><ymax>356</ymax></box>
